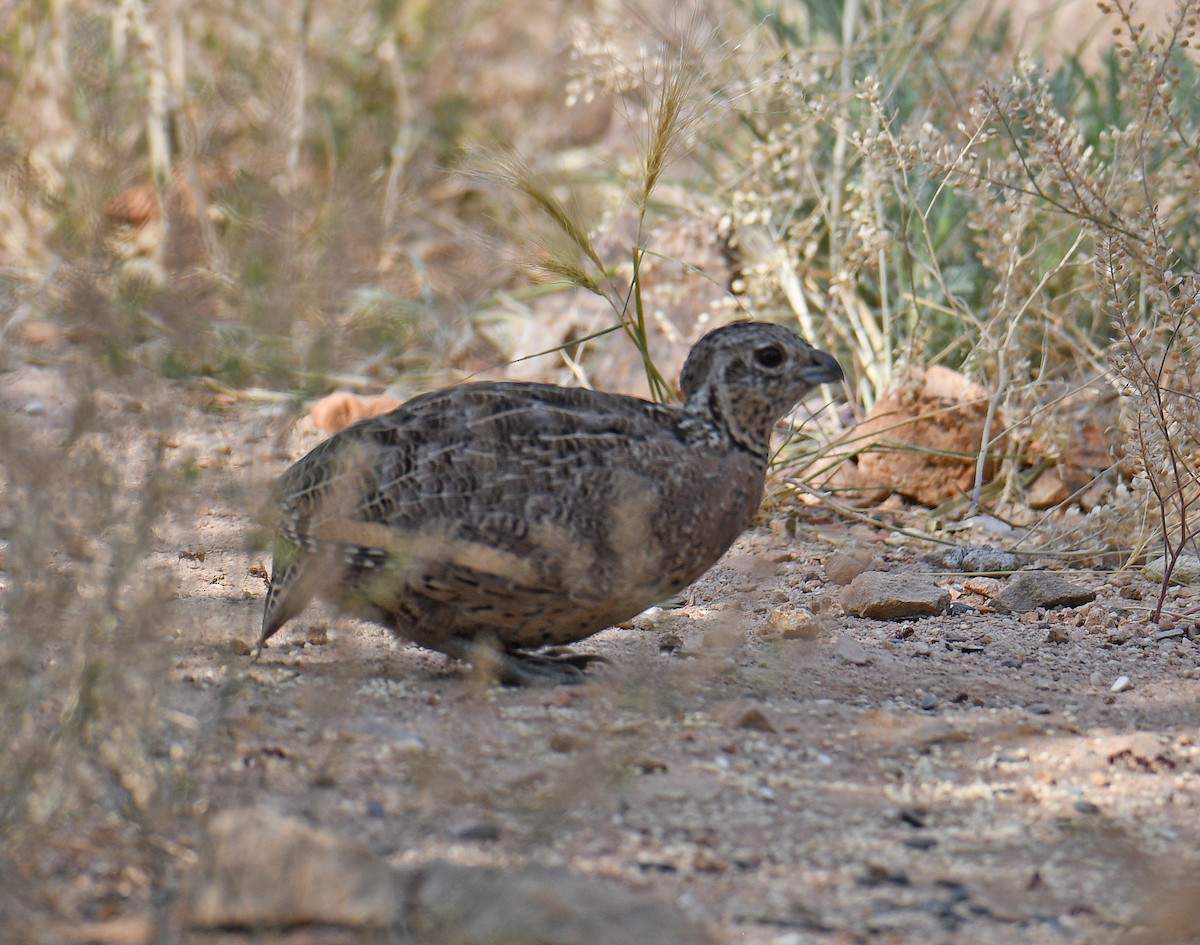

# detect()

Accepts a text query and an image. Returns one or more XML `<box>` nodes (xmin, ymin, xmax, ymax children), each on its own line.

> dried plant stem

<box><xmin>827</xmin><ymin>0</ymin><xmax>860</xmax><ymax>265</ymax></box>
<box><xmin>1100</xmin><ymin>218</ymin><xmax>1200</xmax><ymax>619</ymax></box>
<box><xmin>285</xmin><ymin>0</ymin><xmax>313</xmax><ymax>194</ymax></box>
<box><xmin>127</xmin><ymin>0</ymin><xmax>172</xmax><ymax>189</ymax></box>
<box><xmin>379</xmin><ymin>27</ymin><xmax>416</xmax><ymax>269</ymax></box>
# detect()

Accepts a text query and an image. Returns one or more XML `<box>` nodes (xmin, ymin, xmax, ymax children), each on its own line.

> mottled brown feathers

<box><xmin>257</xmin><ymin>321</ymin><xmax>842</xmax><ymax>683</ymax></box>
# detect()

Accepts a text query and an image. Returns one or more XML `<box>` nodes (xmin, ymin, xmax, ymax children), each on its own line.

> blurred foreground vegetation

<box><xmin>1</xmin><ymin>0</ymin><xmax>1199</xmax><ymax>937</ymax></box>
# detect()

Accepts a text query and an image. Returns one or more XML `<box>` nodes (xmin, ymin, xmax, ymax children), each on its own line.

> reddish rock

<box><xmin>310</xmin><ymin>392</ymin><xmax>402</xmax><ymax>433</ymax></box>
<box><xmin>1027</xmin><ymin>469</ymin><xmax>1071</xmax><ymax>509</ymax></box>
<box><xmin>17</xmin><ymin>318</ymin><xmax>66</xmax><ymax>347</ymax></box>
<box><xmin>842</xmin><ymin>366</ymin><xmax>1006</xmax><ymax>507</ymax></box>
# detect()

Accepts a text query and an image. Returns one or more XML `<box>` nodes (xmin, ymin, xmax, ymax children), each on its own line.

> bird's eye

<box><xmin>755</xmin><ymin>345</ymin><xmax>785</xmax><ymax>368</ymax></box>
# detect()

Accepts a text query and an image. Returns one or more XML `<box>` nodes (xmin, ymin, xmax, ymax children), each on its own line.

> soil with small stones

<box><xmin>6</xmin><ymin>364</ymin><xmax>1200</xmax><ymax>945</ymax></box>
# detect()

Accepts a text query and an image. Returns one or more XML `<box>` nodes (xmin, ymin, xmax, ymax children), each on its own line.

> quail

<box><xmin>256</xmin><ymin>321</ymin><xmax>842</xmax><ymax>684</ymax></box>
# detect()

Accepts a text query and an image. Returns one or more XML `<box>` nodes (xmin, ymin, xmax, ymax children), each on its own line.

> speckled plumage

<box><xmin>256</xmin><ymin>321</ymin><xmax>842</xmax><ymax>683</ymax></box>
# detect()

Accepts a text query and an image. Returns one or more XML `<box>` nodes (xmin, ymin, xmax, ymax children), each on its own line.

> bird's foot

<box><xmin>538</xmin><ymin>648</ymin><xmax>610</xmax><ymax>672</ymax></box>
<box><xmin>444</xmin><ymin>636</ymin><xmax>607</xmax><ymax>686</ymax></box>
<box><xmin>500</xmin><ymin>649</ymin><xmax>610</xmax><ymax>686</ymax></box>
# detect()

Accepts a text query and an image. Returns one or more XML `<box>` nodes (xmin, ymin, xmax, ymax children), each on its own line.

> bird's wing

<box><xmin>273</xmin><ymin>382</ymin><xmax>681</xmax><ymax>537</ymax></box>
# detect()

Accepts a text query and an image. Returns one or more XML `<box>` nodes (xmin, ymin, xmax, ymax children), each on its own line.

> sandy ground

<box><xmin>174</xmin><ymin>383</ymin><xmax>1200</xmax><ymax>943</ymax></box>
<box><xmin>2</xmin><ymin>0</ymin><xmax>1195</xmax><ymax>939</ymax></box>
<box><xmin>4</xmin><ymin>359</ymin><xmax>1200</xmax><ymax>945</ymax></box>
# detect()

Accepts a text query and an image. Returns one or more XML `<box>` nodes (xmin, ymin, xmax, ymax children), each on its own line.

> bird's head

<box><xmin>679</xmin><ymin>321</ymin><xmax>842</xmax><ymax>460</ymax></box>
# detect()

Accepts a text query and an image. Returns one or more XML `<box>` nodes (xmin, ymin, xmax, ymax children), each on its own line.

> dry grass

<box><xmin>2</xmin><ymin>0</ymin><xmax>1200</xmax><ymax>938</ymax></box>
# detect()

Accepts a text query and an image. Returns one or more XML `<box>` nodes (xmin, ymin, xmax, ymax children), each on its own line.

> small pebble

<box><xmin>392</xmin><ymin>734</ymin><xmax>427</xmax><ymax>755</ymax></box>
<box><xmin>833</xmin><ymin>635</ymin><xmax>871</xmax><ymax>665</ymax></box>
<box><xmin>310</xmin><ymin>766</ymin><xmax>337</xmax><ymax>787</ymax></box>
<box><xmin>959</xmin><ymin>514</ymin><xmax>1014</xmax><ymax>535</ymax></box>
<box><xmin>1145</xmin><ymin>554</ymin><xmax>1200</xmax><ymax>584</ymax></box>
<box><xmin>764</xmin><ymin>609</ymin><xmax>824</xmax><ymax>640</ymax></box>
<box><xmin>1026</xmin><ymin>702</ymin><xmax>1052</xmax><ymax>715</ymax></box>
<box><xmin>454</xmin><ymin>821</ymin><xmax>502</xmax><ymax>842</ymax></box>
<box><xmin>548</xmin><ymin>732</ymin><xmax>579</xmax><ymax>753</ymax></box>
<box><xmin>735</xmin><ymin>707</ymin><xmax>777</xmax><ymax>733</ymax></box>
<box><xmin>919</xmin><ymin>693</ymin><xmax>939</xmax><ymax>711</ymax></box>
<box><xmin>1074</xmin><ymin>800</ymin><xmax>1101</xmax><ymax>815</ymax></box>
<box><xmin>1110</xmin><ymin>675</ymin><xmax>1133</xmax><ymax>693</ymax></box>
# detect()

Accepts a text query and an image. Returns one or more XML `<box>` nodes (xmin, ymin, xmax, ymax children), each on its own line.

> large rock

<box><xmin>184</xmin><ymin>807</ymin><xmax>716</xmax><ymax>945</ymax></box>
<box><xmin>838</xmin><ymin>366</ymin><xmax>1006</xmax><ymax>506</ymax></box>
<box><xmin>185</xmin><ymin>807</ymin><xmax>400</xmax><ymax>929</ymax></box>
<box><xmin>839</xmin><ymin>571</ymin><xmax>952</xmax><ymax>620</ymax></box>
<box><xmin>996</xmin><ymin>571</ymin><xmax>1097</xmax><ymax>612</ymax></box>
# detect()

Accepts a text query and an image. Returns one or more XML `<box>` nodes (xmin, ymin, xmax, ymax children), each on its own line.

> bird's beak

<box><xmin>801</xmin><ymin>349</ymin><xmax>843</xmax><ymax>386</ymax></box>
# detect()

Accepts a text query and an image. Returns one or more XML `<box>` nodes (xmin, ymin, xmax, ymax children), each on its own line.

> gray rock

<box><xmin>997</xmin><ymin>571</ymin><xmax>1096</xmax><ymax>613</ymax></box>
<box><xmin>406</xmin><ymin>861</ymin><xmax>717</xmax><ymax>945</ymax></box>
<box><xmin>833</xmin><ymin>634</ymin><xmax>872</xmax><ymax>665</ymax></box>
<box><xmin>940</xmin><ymin>544</ymin><xmax>1019</xmax><ymax>574</ymax></box>
<box><xmin>185</xmin><ymin>807</ymin><xmax>716</xmax><ymax>945</ymax></box>
<box><xmin>839</xmin><ymin>572</ymin><xmax>951</xmax><ymax>620</ymax></box>
<box><xmin>1145</xmin><ymin>553</ymin><xmax>1200</xmax><ymax>583</ymax></box>
<box><xmin>453</xmin><ymin>821</ymin><xmax>503</xmax><ymax>842</ymax></box>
